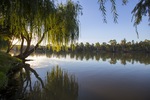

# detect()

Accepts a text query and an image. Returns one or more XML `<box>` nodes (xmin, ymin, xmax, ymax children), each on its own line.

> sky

<box><xmin>57</xmin><ymin>0</ymin><xmax>150</xmax><ymax>44</ymax></box>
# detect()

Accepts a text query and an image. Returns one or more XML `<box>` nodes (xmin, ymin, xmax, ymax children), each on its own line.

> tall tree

<box><xmin>0</xmin><ymin>0</ymin><xmax>82</xmax><ymax>60</ymax></box>
<box><xmin>121</xmin><ymin>38</ymin><xmax>127</xmax><ymax>52</ymax></box>
<box><xmin>109</xmin><ymin>39</ymin><xmax>117</xmax><ymax>52</ymax></box>
<box><xmin>95</xmin><ymin>42</ymin><xmax>101</xmax><ymax>51</ymax></box>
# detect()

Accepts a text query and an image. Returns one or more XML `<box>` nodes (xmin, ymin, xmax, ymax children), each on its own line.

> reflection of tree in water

<box><xmin>34</xmin><ymin>52</ymin><xmax>150</xmax><ymax>65</ymax></box>
<box><xmin>24</xmin><ymin>66</ymin><xmax>78</xmax><ymax>100</ymax></box>
<box><xmin>0</xmin><ymin>63</ymin><xmax>44</xmax><ymax>99</ymax></box>
<box><xmin>0</xmin><ymin>65</ymin><xmax>78</xmax><ymax>100</ymax></box>
<box><xmin>109</xmin><ymin>58</ymin><xmax>117</xmax><ymax>64</ymax></box>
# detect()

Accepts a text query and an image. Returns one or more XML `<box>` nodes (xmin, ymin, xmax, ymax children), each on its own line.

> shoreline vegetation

<box><xmin>0</xmin><ymin>51</ymin><xmax>44</xmax><ymax>99</ymax></box>
<box><xmin>10</xmin><ymin>39</ymin><xmax>150</xmax><ymax>54</ymax></box>
<box><xmin>0</xmin><ymin>51</ymin><xmax>22</xmax><ymax>89</ymax></box>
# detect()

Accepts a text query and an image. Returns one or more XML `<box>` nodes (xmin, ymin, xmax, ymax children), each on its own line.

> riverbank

<box><xmin>0</xmin><ymin>51</ymin><xmax>22</xmax><ymax>89</ymax></box>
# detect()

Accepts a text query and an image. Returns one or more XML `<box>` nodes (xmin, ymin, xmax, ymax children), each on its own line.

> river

<box><xmin>25</xmin><ymin>53</ymin><xmax>150</xmax><ymax>100</ymax></box>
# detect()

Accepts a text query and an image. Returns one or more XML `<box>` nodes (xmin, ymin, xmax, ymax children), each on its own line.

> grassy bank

<box><xmin>0</xmin><ymin>51</ymin><xmax>22</xmax><ymax>89</ymax></box>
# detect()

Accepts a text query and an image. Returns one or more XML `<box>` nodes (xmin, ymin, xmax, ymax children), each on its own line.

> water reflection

<box><xmin>0</xmin><ymin>65</ymin><xmax>78</xmax><ymax>100</ymax></box>
<box><xmin>4</xmin><ymin>52</ymin><xmax>149</xmax><ymax>100</ymax></box>
<box><xmin>0</xmin><ymin>68</ymin><xmax>24</xmax><ymax>100</ymax></box>
<box><xmin>31</xmin><ymin>52</ymin><xmax>150</xmax><ymax>65</ymax></box>
<box><xmin>25</xmin><ymin>66</ymin><xmax>78</xmax><ymax>100</ymax></box>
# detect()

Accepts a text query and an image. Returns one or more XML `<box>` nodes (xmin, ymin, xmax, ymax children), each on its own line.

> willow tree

<box><xmin>98</xmin><ymin>0</ymin><xmax>150</xmax><ymax>37</ymax></box>
<box><xmin>98</xmin><ymin>0</ymin><xmax>150</xmax><ymax>24</ymax></box>
<box><xmin>0</xmin><ymin>0</ymin><xmax>82</xmax><ymax>60</ymax></box>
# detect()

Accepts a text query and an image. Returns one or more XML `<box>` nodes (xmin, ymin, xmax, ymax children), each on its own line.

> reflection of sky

<box><xmin>27</xmin><ymin>55</ymin><xmax>150</xmax><ymax>100</ymax></box>
<box><xmin>26</xmin><ymin>55</ymin><xmax>150</xmax><ymax>78</ymax></box>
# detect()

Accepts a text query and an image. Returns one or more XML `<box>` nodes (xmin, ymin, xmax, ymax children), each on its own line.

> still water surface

<box><xmin>27</xmin><ymin>53</ymin><xmax>150</xmax><ymax>100</ymax></box>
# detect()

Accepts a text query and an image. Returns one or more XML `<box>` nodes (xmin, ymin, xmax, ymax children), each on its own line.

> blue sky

<box><xmin>58</xmin><ymin>0</ymin><xmax>150</xmax><ymax>44</ymax></box>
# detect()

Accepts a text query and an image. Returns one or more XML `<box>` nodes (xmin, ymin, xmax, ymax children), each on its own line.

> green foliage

<box><xmin>0</xmin><ymin>37</ymin><xmax>7</xmax><ymax>50</ymax></box>
<box><xmin>0</xmin><ymin>51</ymin><xmax>22</xmax><ymax>89</ymax></box>
<box><xmin>0</xmin><ymin>26</ymin><xmax>13</xmax><ymax>51</ymax></box>
<box><xmin>0</xmin><ymin>0</ymin><xmax>82</xmax><ymax>53</ymax></box>
<box><xmin>0</xmin><ymin>72</ymin><xmax>8</xmax><ymax>89</ymax></box>
<box><xmin>0</xmin><ymin>52</ymin><xmax>22</xmax><ymax>89</ymax></box>
<box><xmin>0</xmin><ymin>52</ymin><xmax>21</xmax><ymax>72</ymax></box>
<box><xmin>47</xmin><ymin>0</ymin><xmax>82</xmax><ymax>51</ymax></box>
<box><xmin>0</xmin><ymin>52</ymin><xmax>20</xmax><ymax>89</ymax></box>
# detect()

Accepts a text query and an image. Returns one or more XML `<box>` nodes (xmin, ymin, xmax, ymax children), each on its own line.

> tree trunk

<box><xmin>16</xmin><ymin>31</ymin><xmax>47</xmax><ymax>60</ymax></box>
<box><xmin>20</xmin><ymin>34</ymin><xmax>24</xmax><ymax>56</ymax></box>
<box><xmin>23</xmin><ymin>38</ymin><xmax>31</xmax><ymax>55</ymax></box>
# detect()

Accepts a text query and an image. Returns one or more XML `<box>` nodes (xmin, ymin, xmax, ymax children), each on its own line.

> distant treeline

<box><xmin>10</xmin><ymin>39</ymin><xmax>150</xmax><ymax>54</ymax></box>
<box><xmin>38</xmin><ymin>39</ymin><xmax>150</xmax><ymax>53</ymax></box>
